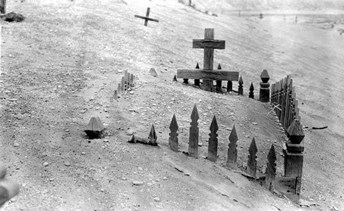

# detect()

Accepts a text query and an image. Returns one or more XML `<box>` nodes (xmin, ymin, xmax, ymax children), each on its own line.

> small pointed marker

<box><xmin>173</xmin><ymin>75</ymin><xmax>177</xmax><ymax>82</ymax></box>
<box><xmin>217</xmin><ymin>64</ymin><xmax>222</xmax><ymax>70</ymax></box>
<box><xmin>148</xmin><ymin>124</ymin><xmax>157</xmax><ymax>144</ymax></box>
<box><xmin>196</xmin><ymin>63</ymin><xmax>200</xmax><ymax>69</ymax></box>
<box><xmin>84</xmin><ymin>117</ymin><xmax>105</xmax><ymax>139</ymax></box>
<box><xmin>191</xmin><ymin>104</ymin><xmax>199</xmax><ymax>121</ymax></box>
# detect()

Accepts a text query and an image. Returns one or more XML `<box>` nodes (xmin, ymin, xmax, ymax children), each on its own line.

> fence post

<box><xmin>194</xmin><ymin>63</ymin><xmax>200</xmax><ymax>86</ymax></box>
<box><xmin>284</xmin><ymin>119</ymin><xmax>304</xmax><ymax>179</ymax></box>
<box><xmin>259</xmin><ymin>69</ymin><xmax>270</xmax><ymax>102</ymax></box>
<box><xmin>0</xmin><ymin>0</ymin><xmax>6</xmax><ymax>14</ymax></box>
<box><xmin>238</xmin><ymin>76</ymin><xmax>243</xmax><ymax>95</ymax></box>
<box><xmin>188</xmin><ymin>104</ymin><xmax>199</xmax><ymax>158</ymax></box>
<box><xmin>207</xmin><ymin>116</ymin><xmax>219</xmax><ymax>162</ymax></box>
<box><xmin>249</xmin><ymin>83</ymin><xmax>254</xmax><ymax>99</ymax></box>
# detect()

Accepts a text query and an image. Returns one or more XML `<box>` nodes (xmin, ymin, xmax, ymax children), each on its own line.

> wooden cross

<box><xmin>134</xmin><ymin>7</ymin><xmax>159</xmax><ymax>26</ymax></box>
<box><xmin>177</xmin><ymin>28</ymin><xmax>239</xmax><ymax>91</ymax></box>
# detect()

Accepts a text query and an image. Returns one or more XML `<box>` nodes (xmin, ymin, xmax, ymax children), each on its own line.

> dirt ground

<box><xmin>1</xmin><ymin>0</ymin><xmax>343</xmax><ymax>210</ymax></box>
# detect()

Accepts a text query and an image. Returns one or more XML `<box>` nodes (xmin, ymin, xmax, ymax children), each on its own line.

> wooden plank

<box><xmin>193</xmin><ymin>39</ymin><xmax>225</xmax><ymax>49</ymax></box>
<box><xmin>203</xmin><ymin>29</ymin><xmax>215</xmax><ymax>91</ymax></box>
<box><xmin>134</xmin><ymin>15</ymin><xmax>159</xmax><ymax>22</ymax></box>
<box><xmin>177</xmin><ymin>69</ymin><xmax>239</xmax><ymax>81</ymax></box>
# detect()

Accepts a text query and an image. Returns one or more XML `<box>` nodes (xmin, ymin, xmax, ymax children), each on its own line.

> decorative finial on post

<box><xmin>195</xmin><ymin>63</ymin><xmax>200</xmax><ymax>86</ymax></box>
<box><xmin>238</xmin><ymin>76</ymin><xmax>243</xmax><ymax>95</ymax></box>
<box><xmin>249</xmin><ymin>83</ymin><xmax>254</xmax><ymax>99</ymax></box>
<box><xmin>169</xmin><ymin>114</ymin><xmax>179</xmax><ymax>152</ymax></box>
<box><xmin>188</xmin><ymin>104</ymin><xmax>199</xmax><ymax>158</ymax></box>
<box><xmin>284</xmin><ymin>119</ymin><xmax>305</xmax><ymax>181</ymax></box>
<box><xmin>216</xmin><ymin>64</ymin><xmax>222</xmax><ymax>92</ymax></box>
<box><xmin>247</xmin><ymin>137</ymin><xmax>258</xmax><ymax>178</ymax></box>
<box><xmin>265</xmin><ymin>144</ymin><xmax>276</xmax><ymax>191</ymax></box>
<box><xmin>227</xmin><ymin>125</ymin><xmax>238</xmax><ymax>168</ymax></box>
<box><xmin>259</xmin><ymin>69</ymin><xmax>270</xmax><ymax>102</ymax></box>
<box><xmin>207</xmin><ymin>116</ymin><xmax>219</xmax><ymax>162</ymax></box>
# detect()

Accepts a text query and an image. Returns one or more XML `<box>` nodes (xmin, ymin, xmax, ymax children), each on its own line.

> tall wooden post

<box><xmin>259</xmin><ymin>69</ymin><xmax>270</xmax><ymax>102</ymax></box>
<box><xmin>284</xmin><ymin>119</ymin><xmax>304</xmax><ymax>179</ymax></box>
<box><xmin>207</xmin><ymin>116</ymin><xmax>219</xmax><ymax>162</ymax></box>
<box><xmin>0</xmin><ymin>0</ymin><xmax>6</xmax><ymax>14</ymax></box>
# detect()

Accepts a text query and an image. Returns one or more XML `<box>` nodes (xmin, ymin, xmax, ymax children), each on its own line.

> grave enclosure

<box><xmin>104</xmin><ymin>68</ymin><xmax>304</xmax><ymax>198</ymax></box>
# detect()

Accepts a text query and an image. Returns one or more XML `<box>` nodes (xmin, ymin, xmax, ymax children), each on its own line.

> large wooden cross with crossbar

<box><xmin>177</xmin><ymin>28</ymin><xmax>239</xmax><ymax>91</ymax></box>
<box><xmin>134</xmin><ymin>7</ymin><xmax>159</xmax><ymax>26</ymax></box>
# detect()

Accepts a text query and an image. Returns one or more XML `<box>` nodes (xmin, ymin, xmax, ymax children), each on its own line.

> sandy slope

<box><xmin>0</xmin><ymin>0</ymin><xmax>343</xmax><ymax>210</ymax></box>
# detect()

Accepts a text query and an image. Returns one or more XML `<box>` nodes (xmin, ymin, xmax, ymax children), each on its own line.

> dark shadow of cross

<box><xmin>134</xmin><ymin>7</ymin><xmax>159</xmax><ymax>26</ymax></box>
<box><xmin>177</xmin><ymin>28</ymin><xmax>239</xmax><ymax>92</ymax></box>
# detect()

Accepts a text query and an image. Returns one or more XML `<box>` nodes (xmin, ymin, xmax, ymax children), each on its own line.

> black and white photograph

<box><xmin>0</xmin><ymin>0</ymin><xmax>343</xmax><ymax>210</ymax></box>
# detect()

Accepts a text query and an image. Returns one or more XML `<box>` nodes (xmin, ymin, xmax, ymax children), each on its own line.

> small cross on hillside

<box><xmin>134</xmin><ymin>7</ymin><xmax>159</xmax><ymax>26</ymax></box>
<box><xmin>177</xmin><ymin>28</ymin><xmax>239</xmax><ymax>91</ymax></box>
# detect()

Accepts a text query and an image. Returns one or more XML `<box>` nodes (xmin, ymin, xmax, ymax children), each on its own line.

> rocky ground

<box><xmin>1</xmin><ymin>0</ymin><xmax>343</xmax><ymax>210</ymax></box>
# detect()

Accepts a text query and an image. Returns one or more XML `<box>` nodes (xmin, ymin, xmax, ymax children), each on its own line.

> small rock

<box><xmin>138</xmin><ymin>167</ymin><xmax>143</xmax><ymax>171</ymax></box>
<box><xmin>100</xmin><ymin>188</ymin><xmax>105</xmax><ymax>192</ymax></box>
<box><xmin>147</xmin><ymin>183</ymin><xmax>153</xmax><ymax>186</ymax></box>
<box><xmin>81</xmin><ymin>152</ymin><xmax>86</xmax><ymax>155</ymax></box>
<box><xmin>65</xmin><ymin>129</ymin><xmax>70</xmax><ymax>132</ymax></box>
<box><xmin>103</xmin><ymin>139</ymin><xmax>109</xmax><ymax>142</ymax></box>
<box><xmin>64</xmin><ymin>161</ymin><xmax>71</xmax><ymax>167</ymax></box>
<box><xmin>198</xmin><ymin>143</ymin><xmax>203</xmax><ymax>147</ymax></box>
<box><xmin>13</xmin><ymin>143</ymin><xmax>19</xmax><ymax>147</ymax></box>
<box><xmin>43</xmin><ymin>162</ymin><xmax>49</xmax><ymax>167</ymax></box>
<box><xmin>121</xmin><ymin>177</ymin><xmax>127</xmax><ymax>181</ymax></box>
<box><xmin>49</xmin><ymin>178</ymin><xmax>54</xmax><ymax>182</ymax></box>
<box><xmin>252</xmin><ymin>122</ymin><xmax>258</xmax><ymax>125</ymax></box>
<box><xmin>130</xmin><ymin>91</ymin><xmax>134</xmax><ymax>95</ymax></box>
<box><xmin>149</xmin><ymin>68</ymin><xmax>158</xmax><ymax>77</ymax></box>
<box><xmin>126</xmin><ymin>129</ymin><xmax>135</xmax><ymax>135</ymax></box>
<box><xmin>132</xmin><ymin>181</ymin><xmax>144</xmax><ymax>186</ymax></box>
<box><xmin>163</xmin><ymin>177</ymin><xmax>167</xmax><ymax>180</ymax></box>
<box><xmin>153</xmin><ymin>197</ymin><xmax>161</xmax><ymax>202</ymax></box>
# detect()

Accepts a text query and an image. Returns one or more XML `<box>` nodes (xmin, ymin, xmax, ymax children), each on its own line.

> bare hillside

<box><xmin>1</xmin><ymin>0</ymin><xmax>344</xmax><ymax>210</ymax></box>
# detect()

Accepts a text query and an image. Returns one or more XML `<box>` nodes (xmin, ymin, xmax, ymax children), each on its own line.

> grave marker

<box><xmin>177</xmin><ymin>28</ymin><xmax>239</xmax><ymax>91</ymax></box>
<box><xmin>188</xmin><ymin>104</ymin><xmax>199</xmax><ymax>158</ymax></box>
<box><xmin>226</xmin><ymin>125</ymin><xmax>238</xmax><ymax>168</ymax></box>
<box><xmin>207</xmin><ymin>115</ymin><xmax>219</xmax><ymax>162</ymax></box>
<box><xmin>134</xmin><ymin>7</ymin><xmax>159</xmax><ymax>26</ymax></box>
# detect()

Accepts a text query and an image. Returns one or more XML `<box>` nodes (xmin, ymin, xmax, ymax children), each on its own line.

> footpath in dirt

<box><xmin>1</xmin><ymin>0</ymin><xmax>343</xmax><ymax>210</ymax></box>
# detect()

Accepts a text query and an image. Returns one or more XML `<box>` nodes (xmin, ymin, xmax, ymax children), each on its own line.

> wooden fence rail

<box><xmin>271</xmin><ymin>75</ymin><xmax>300</xmax><ymax>131</ymax></box>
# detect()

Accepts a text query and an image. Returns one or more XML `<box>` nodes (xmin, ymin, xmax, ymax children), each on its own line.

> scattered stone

<box><xmin>153</xmin><ymin>197</ymin><xmax>161</xmax><ymax>202</ymax></box>
<box><xmin>138</xmin><ymin>167</ymin><xmax>143</xmax><ymax>171</ymax></box>
<box><xmin>43</xmin><ymin>162</ymin><xmax>49</xmax><ymax>167</ymax></box>
<box><xmin>103</xmin><ymin>139</ymin><xmax>109</xmax><ymax>142</ymax></box>
<box><xmin>100</xmin><ymin>188</ymin><xmax>105</xmax><ymax>192</ymax></box>
<box><xmin>13</xmin><ymin>143</ymin><xmax>19</xmax><ymax>147</ymax></box>
<box><xmin>49</xmin><ymin>178</ymin><xmax>54</xmax><ymax>182</ymax></box>
<box><xmin>1</xmin><ymin>12</ymin><xmax>25</xmax><ymax>22</ymax></box>
<box><xmin>132</xmin><ymin>181</ymin><xmax>144</xmax><ymax>186</ymax></box>
<box><xmin>252</xmin><ymin>122</ymin><xmax>258</xmax><ymax>125</ymax></box>
<box><xmin>163</xmin><ymin>177</ymin><xmax>167</xmax><ymax>180</ymax></box>
<box><xmin>64</xmin><ymin>161</ymin><xmax>71</xmax><ymax>167</ymax></box>
<box><xmin>81</xmin><ymin>152</ymin><xmax>86</xmax><ymax>155</ymax></box>
<box><xmin>126</xmin><ymin>129</ymin><xmax>135</xmax><ymax>136</ymax></box>
<box><xmin>149</xmin><ymin>68</ymin><xmax>158</xmax><ymax>77</ymax></box>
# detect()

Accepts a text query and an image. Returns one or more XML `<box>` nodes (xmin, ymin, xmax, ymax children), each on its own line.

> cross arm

<box><xmin>193</xmin><ymin>39</ymin><xmax>225</xmax><ymax>49</ymax></box>
<box><xmin>177</xmin><ymin>69</ymin><xmax>239</xmax><ymax>81</ymax></box>
<box><xmin>134</xmin><ymin>15</ymin><xmax>159</xmax><ymax>22</ymax></box>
